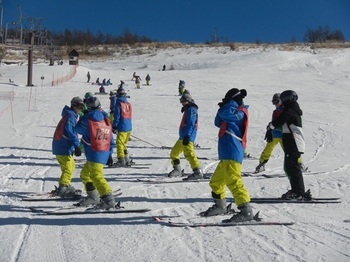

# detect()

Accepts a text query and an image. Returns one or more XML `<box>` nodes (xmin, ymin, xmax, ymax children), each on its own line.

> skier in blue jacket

<box><xmin>112</xmin><ymin>87</ymin><xmax>132</xmax><ymax>167</ymax></box>
<box><xmin>201</xmin><ymin>88</ymin><xmax>254</xmax><ymax>222</ymax></box>
<box><xmin>52</xmin><ymin>97</ymin><xmax>84</xmax><ymax>198</ymax></box>
<box><xmin>167</xmin><ymin>93</ymin><xmax>203</xmax><ymax>180</ymax></box>
<box><xmin>75</xmin><ymin>96</ymin><xmax>116</xmax><ymax>209</ymax></box>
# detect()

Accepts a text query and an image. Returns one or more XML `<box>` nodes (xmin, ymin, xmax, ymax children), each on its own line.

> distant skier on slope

<box><xmin>86</xmin><ymin>71</ymin><xmax>91</xmax><ymax>83</ymax></box>
<box><xmin>145</xmin><ymin>74</ymin><xmax>151</xmax><ymax>85</ymax></box>
<box><xmin>135</xmin><ymin>75</ymin><xmax>141</xmax><ymax>89</ymax></box>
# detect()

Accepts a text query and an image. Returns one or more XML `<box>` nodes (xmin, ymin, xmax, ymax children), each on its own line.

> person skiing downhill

<box><xmin>167</xmin><ymin>93</ymin><xmax>203</xmax><ymax>180</ymax></box>
<box><xmin>75</xmin><ymin>96</ymin><xmax>116</xmax><ymax>209</ymax></box>
<box><xmin>52</xmin><ymin>97</ymin><xmax>84</xmax><ymax>198</ymax></box>
<box><xmin>266</xmin><ymin>90</ymin><xmax>311</xmax><ymax>200</ymax></box>
<box><xmin>112</xmin><ymin>87</ymin><xmax>133</xmax><ymax>167</ymax></box>
<box><xmin>201</xmin><ymin>88</ymin><xmax>254</xmax><ymax>222</ymax></box>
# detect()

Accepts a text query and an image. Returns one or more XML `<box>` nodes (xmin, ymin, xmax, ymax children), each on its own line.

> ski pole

<box><xmin>130</xmin><ymin>134</ymin><xmax>159</xmax><ymax>148</ymax></box>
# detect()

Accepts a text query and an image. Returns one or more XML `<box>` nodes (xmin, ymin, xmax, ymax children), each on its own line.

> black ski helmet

<box><xmin>223</xmin><ymin>88</ymin><xmax>247</xmax><ymax>106</ymax></box>
<box><xmin>272</xmin><ymin>93</ymin><xmax>280</xmax><ymax>105</ymax></box>
<box><xmin>280</xmin><ymin>90</ymin><xmax>298</xmax><ymax>104</ymax></box>
<box><xmin>85</xmin><ymin>96</ymin><xmax>101</xmax><ymax>110</ymax></box>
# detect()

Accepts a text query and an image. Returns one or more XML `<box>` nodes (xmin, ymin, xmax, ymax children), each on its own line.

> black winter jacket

<box><xmin>270</xmin><ymin>101</ymin><xmax>305</xmax><ymax>155</ymax></box>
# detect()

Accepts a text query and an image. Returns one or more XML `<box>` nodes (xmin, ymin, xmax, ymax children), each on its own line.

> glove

<box><xmin>74</xmin><ymin>147</ymin><xmax>82</xmax><ymax>157</ymax></box>
<box><xmin>264</xmin><ymin>127</ymin><xmax>273</xmax><ymax>143</ymax></box>
<box><xmin>182</xmin><ymin>136</ymin><xmax>190</xmax><ymax>146</ymax></box>
<box><xmin>112</xmin><ymin>129</ymin><xmax>118</xmax><ymax>134</ymax></box>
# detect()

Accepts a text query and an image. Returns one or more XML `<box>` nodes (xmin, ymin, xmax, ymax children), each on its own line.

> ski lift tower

<box><xmin>27</xmin><ymin>17</ymin><xmax>44</xmax><ymax>87</ymax></box>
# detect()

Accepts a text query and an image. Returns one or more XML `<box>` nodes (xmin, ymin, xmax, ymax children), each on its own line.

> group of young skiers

<box><xmin>166</xmin><ymin>87</ymin><xmax>309</xmax><ymax>222</ymax></box>
<box><xmin>52</xmin><ymin>72</ymin><xmax>308</xmax><ymax>222</ymax></box>
<box><xmin>52</xmin><ymin>83</ymin><xmax>133</xmax><ymax>210</ymax></box>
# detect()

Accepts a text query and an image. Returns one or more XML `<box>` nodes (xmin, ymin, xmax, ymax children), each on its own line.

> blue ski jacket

<box><xmin>179</xmin><ymin>103</ymin><xmax>198</xmax><ymax>142</ymax></box>
<box><xmin>52</xmin><ymin>106</ymin><xmax>80</xmax><ymax>156</ymax></box>
<box><xmin>112</xmin><ymin>97</ymin><xmax>132</xmax><ymax>132</ymax></box>
<box><xmin>75</xmin><ymin>109</ymin><xmax>114</xmax><ymax>164</ymax></box>
<box><xmin>215</xmin><ymin>100</ymin><xmax>248</xmax><ymax>163</ymax></box>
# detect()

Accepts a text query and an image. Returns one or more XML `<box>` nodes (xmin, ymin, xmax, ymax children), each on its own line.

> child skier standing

<box><xmin>201</xmin><ymin>88</ymin><xmax>254</xmax><ymax>222</ymax></box>
<box><xmin>255</xmin><ymin>93</ymin><xmax>284</xmax><ymax>173</ymax></box>
<box><xmin>267</xmin><ymin>90</ymin><xmax>310</xmax><ymax>200</ymax></box>
<box><xmin>112</xmin><ymin>87</ymin><xmax>133</xmax><ymax>167</ymax></box>
<box><xmin>75</xmin><ymin>96</ymin><xmax>116</xmax><ymax>209</ymax></box>
<box><xmin>52</xmin><ymin>97</ymin><xmax>84</xmax><ymax>198</ymax></box>
<box><xmin>167</xmin><ymin>93</ymin><xmax>203</xmax><ymax>180</ymax></box>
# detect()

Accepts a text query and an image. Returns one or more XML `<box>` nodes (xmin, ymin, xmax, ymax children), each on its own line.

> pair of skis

<box><xmin>29</xmin><ymin>204</ymin><xmax>151</xmax><ymax>215</ymax></box>
<box><xmin>15</xmin><ymin>189</ymin><xmax>150</xmax><ymax>215</ymax></box>
<box><xmin>152</xmin><ymin>212</ymin><xmax>294</xmax><ymax>227</ymax></box>
<box><xmin>249</xmin><ymin>197</ymin><xmax>340</xmax><ymax>204</ymax></box>
<box><xmin>242</xmin><ymin>170</ymin><xmax>326</xmax><ymax>178</ymax></box>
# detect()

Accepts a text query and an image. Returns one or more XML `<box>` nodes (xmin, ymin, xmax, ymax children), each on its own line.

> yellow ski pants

<box><xmin>80</xmin><ymin>161</ymin><xmax>112</xmax><ymax>196</ymax></box>
<box><xmin>56</xmin><ymin>155</ymin><xmax>75</xmax><ymax>186</ymax></box>
<box><xmin>170</xmin><ymin>139</ymin><xmax>200</xmax><ymax>169</ymax></box>
<box><xmin>209</xmin><ymin>160</ymin><xmax>250</xmax><ymax>206</ymax></box>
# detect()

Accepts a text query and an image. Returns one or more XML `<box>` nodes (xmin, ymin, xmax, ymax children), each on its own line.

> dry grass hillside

<box><xmin>1</xmin><ymin>41</ymin><xmax>350</xmax><ymax>65</ymax></box>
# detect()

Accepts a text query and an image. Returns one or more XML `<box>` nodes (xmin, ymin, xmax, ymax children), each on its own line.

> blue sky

<box><xmin>2</xmin><ymin>0</ymin><xmax>350</xmax><ymax>43</ymax></box>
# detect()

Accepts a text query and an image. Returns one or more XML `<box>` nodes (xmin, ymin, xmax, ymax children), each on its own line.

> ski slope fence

<box><xmin>49</xmin><ymin>65</ymin><xmax>78</xmax><ymax>87</ymax></box>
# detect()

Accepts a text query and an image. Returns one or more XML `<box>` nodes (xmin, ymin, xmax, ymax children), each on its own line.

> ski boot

<box><xmin>113</xmin><ymin>157</ymin><xmax>126</xmax><ymax>167</ymax></box>
<box><xmin>254</xmin><ymin>163</ymin><xmax>265</xmax><ymax>173</ymax></box>
<box><xmin>223</xmin><ymin>203</ymin><xmax>253</xmax><ymax>223</ymax></box>
<box><xmin>167</xmin><ymin>164</ymin><xmax>183</xmax><ymax>177</ymax></box>
<box><xmin>95</xmin><ymin>194</ymin><xmax>116</xmax><ymax>210</ymax></box>
<box><xmin>303</xmin><ymin>189</ymin><xmax>312</xmax><ymax>201</ymax></box>
<box><xmin>185</xmin><ymin>168</ymin><xmax>203</xmax><ymax>181</ymax></box>
<box><xmin>76</xmin><ymin>189</ymin><xmax>100</xmax><ymax>207</ymax></box>
<box><xmin>281</xmin><ymin>190</ymin><xmax>303</xmax><ymax>200</ymax></box>
<box><xmin>200</xmin><ymin>199</ymin><xmax>230</xmax><ymax>217</ymax></box>
<box><xmin>54</xmin><ymin>185</ymin><xmax>82</xmax><ymax>199</ymax></box>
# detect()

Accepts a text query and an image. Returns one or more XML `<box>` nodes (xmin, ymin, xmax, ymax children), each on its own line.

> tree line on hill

<box><xmin>304</xmin><ymin>26</ymin><xmax>345</xmax><ymax>43</ymax></box>
<box><xmin>4</xmin><ymin>25</ymin><xmax>345</xmax><ymax>46</ymax></box>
